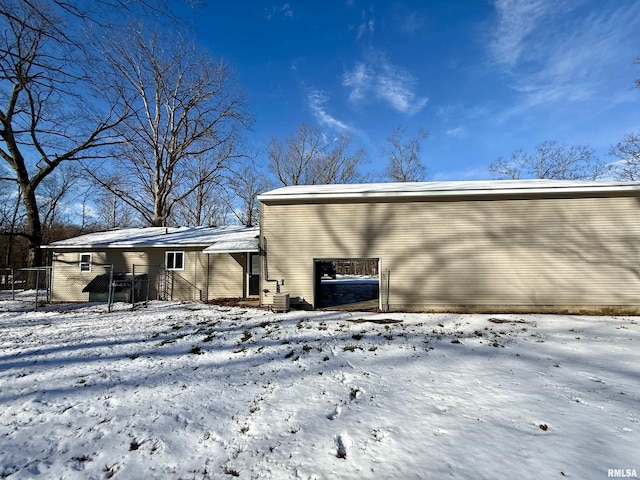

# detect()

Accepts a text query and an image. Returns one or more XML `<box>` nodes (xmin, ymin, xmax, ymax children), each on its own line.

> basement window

<box><xmin>79</xmin><ymin>253</ymin><xmax>92</xmax><ymax>272</ymax></box>
<box><xmin>166</xmin><ymin>251</ymin><xmax>184</xmax><ymax>271</ymax></box>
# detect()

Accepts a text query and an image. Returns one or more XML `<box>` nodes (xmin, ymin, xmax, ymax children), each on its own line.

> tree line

<box><xmin>1</xmin><ymin>0</ymin><xmax>639</xmax><ymax>270</ymax></box>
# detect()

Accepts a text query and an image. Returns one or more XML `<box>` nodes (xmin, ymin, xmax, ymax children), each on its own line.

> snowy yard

<box><xmin>1</xmin><ymin>296</ymin><xmax>639</xmax><ymax>479</ymax></box>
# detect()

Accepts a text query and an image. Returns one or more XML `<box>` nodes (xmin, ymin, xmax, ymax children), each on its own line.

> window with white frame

<box><xmin>79</xmin><ymin>253</ymin><xmax>92</xmax><ymax>272</ymax></box>
<box><xmin>165</xmin><ymin>251</ymin><xmax>185</xmax><ymax>270</ymax></box>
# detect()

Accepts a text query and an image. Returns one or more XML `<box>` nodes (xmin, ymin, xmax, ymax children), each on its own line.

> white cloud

<box><xmin>356</xmin><ymin>8</ymin><xmax>375</xmax><ymax>40</ymax></box>
<box><xmin>487</xmin><ymin>0</ymin><xmax>640</xmax><ymax>120</ymax></box>
<box><xmin>445</xmin><ymin>126</ymin><xmax>467</xmax><ymax>138</ymax></box>
<box><xmin>281</xmin><ymin>3</ymin><xmax>293</xmax><ymax>17</ymax></box>
<box><xmin>265</xmin><ymin>3</ymin><xmax>293</xmax><ymax>20</ymax></box>
<box><xmin>488</xmin><ymin>0</ymin><xmax>555</xmax><ymax>69</ymax></box>
<box><xmin>342</xmin><ymin>51</ymin><xmax>428</xmax><ymax>115</ymax></box>
<box><xmin>357</xmin><ymin>19</ymin><xmax>375</xmax><ymax>40</ymax></box>
<box><xmin>342</xmin><ymin>63</ymin><xmax>372</xmax><ymax>102</ymax></box>
<box><xmin>308</xmin><ymin>89</ymin><xmax>356</xmax><ymax>134</ymax></box>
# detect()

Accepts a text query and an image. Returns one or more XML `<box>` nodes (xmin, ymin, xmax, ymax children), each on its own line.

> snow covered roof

<box><xmin>258</xmin><ymin>179</ymin><xmax>640</xmax><ymax>202</ymax></box>
<box><xmin>43</xmin><ymin>226</ymin><xmax>260</xmax><ymax>252</ymax></box>
<box><xmin>202</xmin><ymin>227</ymin><xmax>260</xmax><ymax>254</ymax></box>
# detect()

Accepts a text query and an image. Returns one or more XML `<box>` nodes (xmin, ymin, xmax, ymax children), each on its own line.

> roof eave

<box><xmin>43</xmin><ymin>243</ymin><xmax>215</xmax><ymax>250</ymax></box>
<box><xmin>258</xmin><ymin>184</ymin><xmax>640</xmax><ymax>203</ymax></box>
<box><xmin>204</xmin><ymin>248</ymin><xmax>259</xmax><ymax>254</ymax></box>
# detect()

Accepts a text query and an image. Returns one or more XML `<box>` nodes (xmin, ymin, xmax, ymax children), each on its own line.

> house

<box><xmin>42</xmin><ymin>226</ymin><xmax>260</xmax><ymax>302</ymax></box>
<box><xmin>257</xmin><ymin>179</ymin><xmax>640</xmax><ymax>314</ymax></box>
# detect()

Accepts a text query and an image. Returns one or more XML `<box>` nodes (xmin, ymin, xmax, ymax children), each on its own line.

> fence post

<box><xmin>11</xmin><ymin>267</ymin><xmax>15</xmax><ymax>301</ymax></box>
<box><xmin>131</xmin><ymin>264</ymin><xmax>136</xmax><ymax>310</ymax></box>
<box><xmin>386</xmin><ymin>269</ymin><xmax>391</xmax><ymax>312</ymax></box>
<box><xmin>107</xmin><ymin>265</ymin><xmax>114</xmax><ymax>313</ymax></box>
<box><xmin>145</xmin><ymin>275</ymin><xmax>150</xmax><ymax>307</ymax></box>
<box><xmin>46</xmin><ymin>267</ymin><xmax>51</xmax><ymax>303</ymax></box>
<box><xmin>34</xmin><ymin>268</ymin><xmax>41</xmax><ymax>312</ymax></box>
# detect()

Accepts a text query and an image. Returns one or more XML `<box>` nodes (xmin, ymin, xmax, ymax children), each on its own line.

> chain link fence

<box><xmin>0</xmin><ymin>267</ymin><xmax>52</xmax><ymax>311</ymax></box>
<box><xmin>1</xmin><ymin>261</ymin><xmax>206</xmax><ymax>311</ymax></box>
<box><xmin>48</xmin><ymin>263</ymin><xmax>161</xmax><ymax>311</ymax></box>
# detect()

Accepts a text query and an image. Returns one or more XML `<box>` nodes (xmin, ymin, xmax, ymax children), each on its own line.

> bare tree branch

<box><xmin>0</xmin><ymin>0</ymin><xmax>132</xmax><ymax>267</ymax></box>
<box><xmin>225</xmin><ymin>158</ymin><xmax>271</xmax><ymax>226</ymax></box>
<box><xmin>610</xmin><ymin>132</ymin><xmax>640</xmax><ymax>181</ymax></box>
<box><xmin>92</xmin><ymin>25</ymin><xmax>251</xmax><ymax>227</ymax></box>
<box><xmin>490</xmin><ymin>141</ymin><xmax>607</xmax><ymax>181</ymax></box>
<box><xmin>268</xmin><ymin>123</ymin><xmax>368</xmax><ymax>186</ymax></box>
<box><xmin>610</xmin><ymin>59</ymin><xmax>640</xmax><ymax>180</ymax></box>
<box><xmin>382</xmin><ymin>126</ymin><xmax>428</xmax><ymax>182</ymax></box>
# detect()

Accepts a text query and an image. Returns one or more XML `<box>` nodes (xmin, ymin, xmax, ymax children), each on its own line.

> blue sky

<box><xmin>184</xmin><ymin>0</ymin><xmax>640</xmax><ymax>181</ymax></box>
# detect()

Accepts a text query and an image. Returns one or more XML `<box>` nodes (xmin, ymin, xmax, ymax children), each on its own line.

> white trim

<box><xmin>258</xmin><ymin>180</ymin><xmax>640</xmax><ymax>203</ymax></box>
<box><xmin>378</xmin><ymin>258</ymin><xmax>382</xmax><ymax>312</ymax></box>
<box><xmin>246</xmin><ymin>253</ymin><xmax>250</xmax><ymax>298</ymax></box>
<box><xmin>165</xmin><ymin>251</ymin><xmax>185</xmax><ymax>271</ymax></box>
<box><xmin>204</xmin><ymin>247</ymin><xmax>260</xmax><ymax>254</ymax></box>
<box><xmin>44</xmin><ymin>243</ymin><xmax>214</xmax><ymax>250</ymax></box>
<box><xmin>247</xmin><ymin>252</ymin><xmax>260</xmax><ymax>297</ymax></box>
<box><xmin>79</xmin><ymin>253</ymin><xmax>92</xmax><ymax>272</ymax></box>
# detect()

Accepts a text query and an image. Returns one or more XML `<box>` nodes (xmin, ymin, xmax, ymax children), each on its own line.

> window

<box><xmin>166</xmin><ymin>251</ymin><xmax>184</xmax><ymax>270</ymax></box>
<box><xmin>79</xmin><ymin>253</ymin><xmax>92</xmax><ymax>272</ymax></box>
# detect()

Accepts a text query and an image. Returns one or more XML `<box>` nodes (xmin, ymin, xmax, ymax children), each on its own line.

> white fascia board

<box><xmin>203</xmin><ymin>248</ymin><xmax>260</xmax><ymax>254</ymax></box>
<box><xmin>43</xmin><ymin>243</ymin><xmax>211</xmax><ymax>249</ymax></box>
<box><xmin>258</xmin><ymin>182</ymin><xmax>640</xmax><ymax>203</ymax></box>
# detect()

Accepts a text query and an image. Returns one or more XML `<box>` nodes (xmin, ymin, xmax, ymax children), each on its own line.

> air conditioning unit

<box><xmin>273</xmin><ymin>293</ymin><xmax>290</xmax><ymax>312</ymax></box>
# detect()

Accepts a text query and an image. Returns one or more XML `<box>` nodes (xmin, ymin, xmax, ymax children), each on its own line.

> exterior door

<box><xmin>248</xmin><ymin>253</ymin><xmax>260</xmax><ymax>296</ymax></box>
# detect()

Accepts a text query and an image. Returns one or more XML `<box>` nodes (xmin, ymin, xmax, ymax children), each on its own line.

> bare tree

<box><xmin>610</xmin><ymin>59</ymin><xmax>640</xmax><ymax>180</ymax></box>
<box><xmin>227</xmin><ymin>160</ymin><xmax>272</xmax><ymax>226</ymax></box>
<box><xmin>90</xmin><ymin>27</ymin><xmax>251</xmax><ymax>227</ymax></box>
<box><xmin>610</xmin><ymin>133</ymin><xmax>640</xmax><ymax>180</ymax></box>
<box><xmin>268</xmin><ymin>123</ymin><xmax>368</xmax><ymax>186</ymax></box>
<box><xmin>168</xmin><ymin>152</ymin><xmax>230</xmax><ymax>227</ymax></box>
<box><xmin>92</xmin><ymin>175</ymin><xmax>139</xmax><ymax>229</ymax></box>
<box><xmin>0</xmin><ymin>176</ymin><xmax>23</xmax><ymax>267</ymax></box>
<box><xmin>490</xmin><ymin>141</ymin><xmax>607</xmax><ymax>180</ymax></box>
<box><xmin>0</xmin><ymin>0</ymin><xmax>129</xmax><ymax>267</ymax></box>
<box><xmin>171</xmin><ymin>188</ymin><xmax>230</xmax><ymax>227</ymax></box>
<box><xmin>383</xmin><ymin>126</ymin><xmax>428</xmax><ymax>182</ymax></box>
<box><xmin>39</xmin><ymin>165</ymin><xmax>79</xmax><ymax>238</ymax></box>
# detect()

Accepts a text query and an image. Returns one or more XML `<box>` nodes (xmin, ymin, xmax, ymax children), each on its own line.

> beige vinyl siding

<box><xmin>261</xmin><ymin>195</ymin><xmax>640</xmax><ymax>313</ymax></box>
<box><xmin>51</xmin><ymin>248</ymin><xmax>212</xmax><ymax>302</ymax></box>
<box><xmin>206</xmin><ymin>253</ymin><xmax>247</xmax><ymax>299</ymax></box>
<box><xmin>51</xmin><ymin>251</ymin><xmax>108</xmax><ymax>302</ymax></box>
<box><xmin>51</xmin><ymin>249</ymin><xmax>165</xmax><ymax>302</ymax></box>
<box><xmin>164</xmin><ymin>250</ymin><xmax>206</xmax><ymax>301</ymax></box>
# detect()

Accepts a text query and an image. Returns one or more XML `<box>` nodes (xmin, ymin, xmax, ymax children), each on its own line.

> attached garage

<box><xmin>258</xmin><ymin>180</ymin><xmax>640</xmax><ymax>314</ymax></box>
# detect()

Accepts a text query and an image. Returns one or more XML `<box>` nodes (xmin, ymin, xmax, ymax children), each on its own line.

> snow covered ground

<box><xmin>1</xmin><ymin>295</ymin><xmax>639</xmax><ymax>479</ymax></box>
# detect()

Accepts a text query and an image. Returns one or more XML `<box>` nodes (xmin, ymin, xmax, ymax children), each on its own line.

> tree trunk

<box><xmin>21</xmin><ymin>184</ymin><xmax>43</xmax><ymax>268</ymax></box>
<box><xmin>5</xmin><ymin>189</ymin><xmax>22</xmax><ymax>267</ymax></box>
